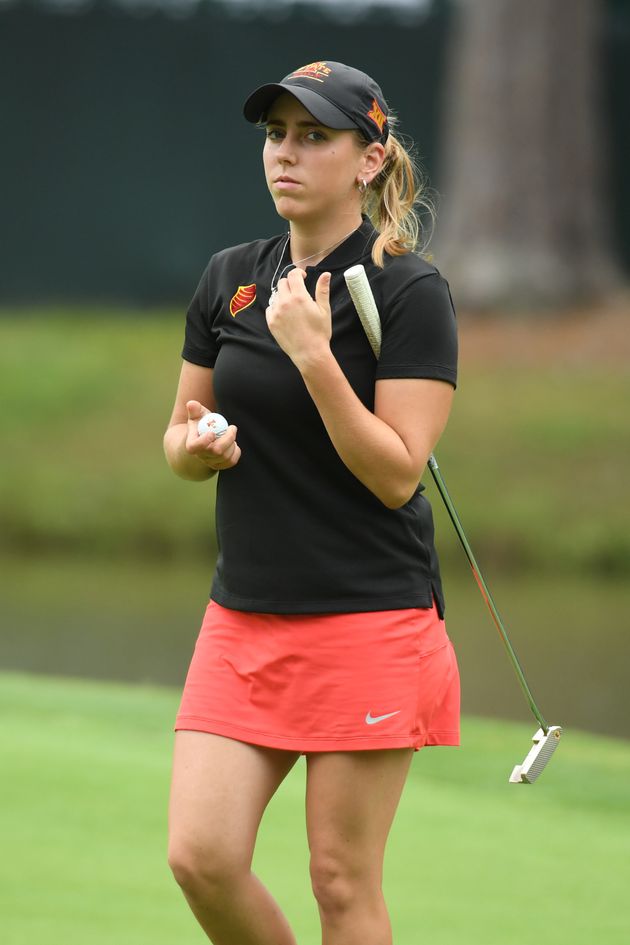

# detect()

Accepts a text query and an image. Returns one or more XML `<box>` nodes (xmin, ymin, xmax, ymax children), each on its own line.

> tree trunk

<box><xmin>433</xmin><ymin>0</ymin><xmax>623</xmax><ymax>311</ymax></box>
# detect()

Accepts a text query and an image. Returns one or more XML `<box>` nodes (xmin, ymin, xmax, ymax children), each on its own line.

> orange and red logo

<box><xmin>229</xmin><ymin>283</ymin><xmax>256</xmax><ymax>317</ymax></box>
<box><xmin>289</xmin><ymin>61</ymin><xmax>332</xmax><ymax>83</ymax></box>
<box><xmin>367</xmin><ymin>98</ymin><xmax>387</xmax><ymax>134</ymax></box>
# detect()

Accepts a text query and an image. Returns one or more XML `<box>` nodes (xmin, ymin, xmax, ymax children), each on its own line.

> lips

<box><xmin>273</xmin><ymin>175</ymin><xmax>302</xmax><ymax>191</ymax></box>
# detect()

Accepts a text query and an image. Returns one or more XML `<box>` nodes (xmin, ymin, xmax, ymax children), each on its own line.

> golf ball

<box><xmin>197</xmin><ymin>412</ymin><xmax>228</xmax><ymax>437</ymax></box>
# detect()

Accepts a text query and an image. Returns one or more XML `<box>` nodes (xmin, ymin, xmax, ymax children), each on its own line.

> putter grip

<box><xmin>344</xmin><ymin>264</ymin><xmax>382</xmax><ymax>358</ymax></box>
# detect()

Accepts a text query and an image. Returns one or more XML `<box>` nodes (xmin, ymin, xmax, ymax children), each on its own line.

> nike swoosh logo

<box><xmin>365</xmin><ymin>711</ymin><xmax>401</xmax><ymax>725</ymax></box>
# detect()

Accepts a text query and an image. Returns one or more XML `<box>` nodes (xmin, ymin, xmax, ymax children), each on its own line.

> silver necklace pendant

<box><xmin>269</xmin><ymin>234</ymin><xmax>291</xmax><ymax>306</ymax></box>
<box><xmin>269</xmin><ymin>224</ymin><xmax>358</xmax><ymax>305</ymax></box>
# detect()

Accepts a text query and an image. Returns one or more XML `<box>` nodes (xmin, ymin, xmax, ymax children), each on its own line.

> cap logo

<box><xmin>289</xmin><ymin>61</ymin><xmax>332</xmax><ymax>83</ymax></box>
<box><xmin>229</xmin><ymin>283</ymin><xmax>256</xmax><ymax>317</ymax></box>
<box><xmin>367</xmin><ymin>98</ymin><xmax>387</xmax><ymax>134</ymax></box>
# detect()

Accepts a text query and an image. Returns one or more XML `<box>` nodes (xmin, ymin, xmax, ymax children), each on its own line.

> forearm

<box><xmin>163</xmin><ymin>424</ymin><xmax>217</xmax><ymax>482</ymax></box>
<box><xmin>298</xmin><ymin>351</ymin><xmax>424</xmax><ymax>508</ymax></box>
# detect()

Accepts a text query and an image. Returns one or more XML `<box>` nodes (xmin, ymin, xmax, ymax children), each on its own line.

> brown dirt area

<box><xmin>458</xmin><ymin>291</ymin><xmax>630</xmax><ymax>368</ymax></box>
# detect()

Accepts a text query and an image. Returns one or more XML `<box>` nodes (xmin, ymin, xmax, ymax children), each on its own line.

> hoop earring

<box><xmin>358</xmin><ymin>179</ymin><xmax>368</xmax><ymax>194</ymax></box>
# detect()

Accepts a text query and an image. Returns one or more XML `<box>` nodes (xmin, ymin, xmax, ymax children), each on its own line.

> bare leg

<box><xmin>305</xmin><ymin>749</ymin><xmax>414</xmax><ymax>945</ymax></box>
<box><xmin>168</xmin><ymin>731</ymin><xmax>300</xmax><ymax>945</ymax></box>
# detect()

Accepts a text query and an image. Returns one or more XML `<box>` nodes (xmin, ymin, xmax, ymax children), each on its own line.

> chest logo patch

<box><xmin>229</xmin><ymin>284</ymin><xmax>257</xmax><ymax>317</ymax></box>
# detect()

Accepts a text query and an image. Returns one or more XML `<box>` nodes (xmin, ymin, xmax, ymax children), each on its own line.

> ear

<box><xmin>360</xmin><ymin>142</ymin><xmax>386</xmax><ymax>183</ymax></box>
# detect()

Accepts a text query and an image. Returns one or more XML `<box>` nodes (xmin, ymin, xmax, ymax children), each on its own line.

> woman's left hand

<box><xmin>265</xmin><ymin>268</ymin><xmax>332</xmax><ymax>371</ymax></box>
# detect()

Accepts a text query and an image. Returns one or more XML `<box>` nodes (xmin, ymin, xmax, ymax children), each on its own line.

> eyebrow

<box><xmin>264</xmin><ymin>118</ymin><xmax>325</xmax><ymax>128</ymax></box>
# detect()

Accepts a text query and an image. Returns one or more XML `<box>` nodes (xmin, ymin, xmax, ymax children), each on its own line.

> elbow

<box><xmin>365</xmin><ymin>450</ymin><xmax>430</xmax><ymax>509</ymax></box>
<box><xmin>163</xmin><ymin>430</ymin><xmax>176</xmax><ymax>471</ymax></box>
<box><xmin>378</xmin><ymin>449</ymin><xmax>433</xmax><ymax>508</ymax></box>
<box><xmin>379</xmin><ymin>480</ymin><xmax>419</xmax><ymax>510</ymax></box>
<box><xmin>377</xmin><ymin>461</ymin><xmax>427</xmax><ymax>509</ymax></box>
<box><xmin>381</xmin><ymin>494</ymin><xmax>413</xmax><ymax>511</ymax></box>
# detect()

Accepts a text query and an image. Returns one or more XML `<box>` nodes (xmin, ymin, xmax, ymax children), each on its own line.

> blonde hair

<box><xmin>357</xmin><ymin>115</ymin><xmax>436</xmax><ymax>267</ymax></box>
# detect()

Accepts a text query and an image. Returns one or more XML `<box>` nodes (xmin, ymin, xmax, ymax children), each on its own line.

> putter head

<box><xmin>509</xmin><ymin>726</ymin><xmax>562</xmax><ymax>784</ymax></box>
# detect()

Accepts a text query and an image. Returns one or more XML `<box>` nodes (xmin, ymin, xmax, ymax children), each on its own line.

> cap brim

<box><xmin>243</xmin><ymin>83</ymin><xmax>358</xmax><ymax>131</ymax></box>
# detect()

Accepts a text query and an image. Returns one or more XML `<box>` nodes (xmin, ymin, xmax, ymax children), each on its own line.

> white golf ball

<box><xmin>197</xmin><ymin>412</ymin><xmax>228</xmax><ymax>437</ymax></box>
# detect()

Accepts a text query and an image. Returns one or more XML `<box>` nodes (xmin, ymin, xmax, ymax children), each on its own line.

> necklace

<box><xmin>269</xmin><ymin>226</ymin><xmax>359</xmax><ymax>304</ymax></box>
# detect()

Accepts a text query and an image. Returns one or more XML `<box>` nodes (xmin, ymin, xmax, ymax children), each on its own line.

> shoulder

<box><xmin>189</xmin><ymin>234</ymin><xmax>286</xmax><ymax>308</ymax></box>
<box><xmin>371</xmin><ymin>252</ymin><xmax>458</xmax><ymax>387</ymax></box>
<box><xmin>206</xmin><ymin>234</ymin><xmax>286</xmax><ymax>274</ymax></box>
<box><xmin>371</xmin><ymin>251</ymin><xmax>456</xmax><ymax>316</ymax></box>
<box><xmin>380</xmin><ymin>251</ymin><xmax>446</xmax><ymax>287</ymax></box>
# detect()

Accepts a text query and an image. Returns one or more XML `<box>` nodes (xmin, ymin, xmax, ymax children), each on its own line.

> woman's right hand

<box><xmin>185</xmin><ymin>400</ymin><xmax>241</xmax><ymax>471</ymax></box>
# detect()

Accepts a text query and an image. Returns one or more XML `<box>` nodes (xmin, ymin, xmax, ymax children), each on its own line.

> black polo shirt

<box><xmin>182</xmin><ymin>218</ymin><xmax>458</xmax><ymax>617</ymax></box>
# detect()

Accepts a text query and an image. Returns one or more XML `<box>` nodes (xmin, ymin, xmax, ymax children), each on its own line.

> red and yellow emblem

<box><xmin>289</xmin><ymin>61</ymin><xmax>332</xmax><ymax>83</ymax></box>
<box><xmin>367</xmin><ymin>98</ymin><xmax>387</xmax><ymax>134</ymax></box>
<box><xmin>229</xmin><ymin>283</ymin><xmax>257</xmax><ymax>317</ymax></box>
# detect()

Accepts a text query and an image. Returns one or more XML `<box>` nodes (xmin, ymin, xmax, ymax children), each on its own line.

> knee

<box><xmin>310</xmin><ymin>854</ymin><xmax>370</xmax><ymax>918</ymax></box>
<box><xmin>168</xmin><ymin>837</ymin><xmax>245</xmax><ymax>898</ymax></box>
<box><xmin>167</xmin><ymin>842</ymin><xmax>202</xmax><ymax>892</ymax></box>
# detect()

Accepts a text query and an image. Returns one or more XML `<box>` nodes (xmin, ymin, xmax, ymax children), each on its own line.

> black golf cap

<box><xmin>243</xmin><ymin>60</ymin><xmax>390</xmax><ymax>144</ymax></box>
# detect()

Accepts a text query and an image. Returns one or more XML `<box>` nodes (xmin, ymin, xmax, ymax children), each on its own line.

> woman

<box><xmin>164</xmin><ymin>61</ymin><xmax>459</xmax><ymax>945</ymax></box>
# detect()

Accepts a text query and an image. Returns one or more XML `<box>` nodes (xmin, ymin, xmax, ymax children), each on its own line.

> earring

<box><xmin>358</xmin><ymin>179</ymin><xmax>368</xmax><ymax>193</ymax></box>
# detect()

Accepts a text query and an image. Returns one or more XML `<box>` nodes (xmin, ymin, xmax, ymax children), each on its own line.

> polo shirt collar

<box><xmin>274</xmin><ymin>217</ymin><xmax>377</xmax><ymax>273</ymax></box>
<box><xmin>310</xmin><ymin>216</ymin><xmax>377</xmax><ymax>272</ymax></box>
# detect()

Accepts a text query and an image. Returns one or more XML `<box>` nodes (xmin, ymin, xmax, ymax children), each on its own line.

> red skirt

<box><xmin>175</xmin><ymin>600</ymin><xmax>460</xmax><ymax>752</ymax></box>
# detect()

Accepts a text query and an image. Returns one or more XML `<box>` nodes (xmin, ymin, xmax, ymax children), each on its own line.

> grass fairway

<box><xmin>2</xmin><ymin>673</ymin><xmax>629</xmax><ymax>945</ymax></box>
<box><xmin>1</xmin><ymin>309</ymin><xmax>629</xmax><ymax>573</ymax></box>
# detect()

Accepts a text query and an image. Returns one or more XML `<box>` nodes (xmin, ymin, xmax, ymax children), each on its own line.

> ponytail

<box><xmin>358</xmin><ymin>115</ymin><xmax>435</xmax><ymax>267</ymax></box>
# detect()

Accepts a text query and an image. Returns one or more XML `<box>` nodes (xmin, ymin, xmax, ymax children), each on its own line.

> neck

<box><xmin>288</xmin><ymin>212</ymin><xmax>363</xmax><ymax>268</ymax></box>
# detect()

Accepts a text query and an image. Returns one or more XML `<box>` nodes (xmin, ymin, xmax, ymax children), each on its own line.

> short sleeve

<box><xmin>181</xmin><ymin>262</ymin><xmax>219</xmax><ymax>368</ymax></box>
<box><xmin>376</xmin><ymin>271</ymin><xmax>458</xmax><ymax>388</ymax></box>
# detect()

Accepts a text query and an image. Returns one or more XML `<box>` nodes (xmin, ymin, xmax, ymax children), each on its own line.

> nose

<box><xmin>275</xmin><ymin>134</ymin><xmax>297</xmax><ymax>165</ymax></box>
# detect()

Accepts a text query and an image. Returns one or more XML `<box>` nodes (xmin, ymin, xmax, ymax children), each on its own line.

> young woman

<box><xmin>164</xmin><ymin>61</ymin><xmax>459</xmax><ymax>945</ymax></box>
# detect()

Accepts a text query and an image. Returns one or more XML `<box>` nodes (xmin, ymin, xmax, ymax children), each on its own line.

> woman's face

<box><xmin>262</xmin><ymin>93</ymin><xmax>371</xmax><ymax>226</ymax></box>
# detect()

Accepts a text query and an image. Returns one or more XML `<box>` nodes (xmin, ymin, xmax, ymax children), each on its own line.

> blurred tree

<box><xmin>434</xmin><ymin>0</ymin><xmax>623</xmax><ymax>311</ymax></box>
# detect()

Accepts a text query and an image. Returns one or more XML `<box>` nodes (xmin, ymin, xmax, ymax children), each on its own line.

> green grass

<box><xmin>0</xmin><ymin>310</ymin><xmax>216</xmax><ymax>558</ymax></box>
<box><xmin>2</xmin><ymin>672</ymin><xmax>629</xmax><ymax>945</ymax></box>
<box><xmin>1</xmin><ymin>309</ymin><xmax>629</xmax><ymax>570</ymax></box>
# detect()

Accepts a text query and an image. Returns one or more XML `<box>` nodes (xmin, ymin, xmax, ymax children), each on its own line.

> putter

<box><xmin>427</xmin><ymin>455</ymin><xmax>563</xmax><ymax>784</ymax></box>
<box><xmin>344</xmin><ymin>264</ymin><xmax>563</xmax><ymax>783</ymax></box>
